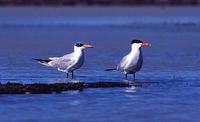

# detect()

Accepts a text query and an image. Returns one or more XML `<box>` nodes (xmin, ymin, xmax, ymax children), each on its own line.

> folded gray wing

<box><xmin>61</xmin><ymin>53</ymin><xmax>74</xmax><ymax>59</ymax></box>
<box><xmin>49</xmin><ymin>52</ymin><xmax>73</xmax><ymax>60</ymax></box>
<box><xmin>117</xmin><ymin>55</ymin><xmax>128</xmax><ymax>70</ymax></box>
<box><xmin>49</xmin><ymin>53</ymin><xmax>75</xmax><ymax>70</ymax></box>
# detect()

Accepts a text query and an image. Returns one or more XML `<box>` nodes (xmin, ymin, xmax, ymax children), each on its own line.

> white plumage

<box><xmin>106</xmin><ymin>39</ymin><xmax>151</xmax><ymax>80</ymax></box>
<box><xmin>33</xmin><ymin>42</ymin><xmax>93</xmax><ymax>79</ymax></box>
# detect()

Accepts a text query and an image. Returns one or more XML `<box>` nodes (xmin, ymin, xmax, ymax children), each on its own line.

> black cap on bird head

<box><xmin>75</xmin><ymin>42</ymin><xmax>84</xmax><ymax>47</ymax></box>
<box><xmin>131</xmin><ymin>39</ymin><xmax>151</xmax><ymax>47</ymax></box>
<box><xmin>131</xmin><ymin>39</ymin><xmax>143</xmax><ymax>44</ymax></box>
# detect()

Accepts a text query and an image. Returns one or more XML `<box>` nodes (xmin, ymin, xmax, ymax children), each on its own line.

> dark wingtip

<box><xmin>105</xmin><ymin>68</ymin><xmax>117</xmax><ymax>71</ymax></box>
<box><xmin>32</xmin><ymin>58</ymin><xmax>51</xmax><ymax>63</ymax></box>
<box><xmin>32</xmin><ymin>58</ymin><xmax>36</xmax><ymax>60</ymax></box>
<box><xmin>32</xmin><ymin>58</ymin><xmax>40</xmax><ymax>61</ymax></box>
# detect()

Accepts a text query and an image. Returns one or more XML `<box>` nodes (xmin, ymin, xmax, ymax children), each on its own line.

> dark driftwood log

<box><xmin>0</xmin><ymin>82</ymin><xmax>138</xmax><ymax>94</ymax></box>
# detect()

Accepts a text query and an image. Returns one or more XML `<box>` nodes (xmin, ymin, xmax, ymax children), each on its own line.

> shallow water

<box><xmin>0</xmin><ymin>7</ymin><xmax>200</xmax><ymax>122</ymax></box>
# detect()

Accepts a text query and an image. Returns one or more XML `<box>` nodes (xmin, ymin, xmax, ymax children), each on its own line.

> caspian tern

<box><xmin>106</xmin><ymin>39</ymin><xmax>151</xmax><ymax>80</ymax></box>
<box><xmin>33</xmin><ymin>42</ymin><xmax>93</xmax><ymax>79</ymax></box>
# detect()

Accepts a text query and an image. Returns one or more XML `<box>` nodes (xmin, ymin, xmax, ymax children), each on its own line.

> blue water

<box><xmin>0</xmin><ymin>7</ymin><xmax>200</xmax><ymax>122</ymax></box>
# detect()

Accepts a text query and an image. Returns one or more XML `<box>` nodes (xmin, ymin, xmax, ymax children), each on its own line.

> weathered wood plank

<box><xmin>0</xmin><ymin>82</ymin><xmax>138</xmax><ymax>94</ymax></box>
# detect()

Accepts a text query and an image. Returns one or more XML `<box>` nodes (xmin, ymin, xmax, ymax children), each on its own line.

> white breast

<box><xmin>68</xmin><ymin>50</ymin><xmax>85</xmax><ymax>71</ymax></box>
<box><xmin>118</xmin><ymin>44</ymin><xmax>143</xmax><ymax>74</ymax></box>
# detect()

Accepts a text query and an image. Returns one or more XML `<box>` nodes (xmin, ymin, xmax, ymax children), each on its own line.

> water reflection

<box><xmin>124</xmin><ymin>86</ymin><xmax>137</xmax><ymax>93</ymax></box>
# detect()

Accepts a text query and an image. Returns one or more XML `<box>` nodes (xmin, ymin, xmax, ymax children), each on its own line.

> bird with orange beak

<box><xmin>106</xmin><ymin>39</ymin><xmax>151</xmax><ymax>80</ymax></box>
<box><xmin>33</xmin><ymin>42</ymin><xmax>93</xmax><ymax>79</ymax></box>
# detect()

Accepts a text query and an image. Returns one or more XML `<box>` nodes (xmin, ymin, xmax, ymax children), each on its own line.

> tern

<box><xmin>106</xmin><ymin>39</ymin><xmax>151</xmax><ymax>80</ymax></box>
<box><xmin>33</xmin><ymin>42</ymin><xmax>93</xmax><ymax>79</ymax></box>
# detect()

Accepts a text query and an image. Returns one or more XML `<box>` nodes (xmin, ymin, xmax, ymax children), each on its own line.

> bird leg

<box><xmin>125</xmin><ymin>74</ymin><xmax>128</xmax><ymax>80</ymax></box>
<box><xmin>66</xmin><ymin>73</ymin><xmax>69</xmax><ymax>78</ymax></box>
<box><xmin>133</xmin><ymin>73</ymin><xmax>136</xmax><ymax>80</ymax></box>
<box><xmin>71</xmin><ymin>71</ymin><xmax>74</xmax><ymax>79</ymax></box>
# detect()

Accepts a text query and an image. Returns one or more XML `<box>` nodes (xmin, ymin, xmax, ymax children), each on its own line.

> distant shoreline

<box><xmin>0</xmin><ymin>0</ymin><xmax>200</xmax><ymax>6</ymax></box>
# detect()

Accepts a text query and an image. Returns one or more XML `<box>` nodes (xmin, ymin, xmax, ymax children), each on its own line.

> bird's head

<box><xmin>131</xmin><ymin>39</ymin><xmax>151</xmax><ymax>49</ymax></box>
<box><xmin>74</xmin><ymin>42</ymin><xmax>93</xmax><ymax>51</ymax></box>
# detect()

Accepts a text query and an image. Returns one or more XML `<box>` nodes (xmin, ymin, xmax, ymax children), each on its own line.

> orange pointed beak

<box><xmin>141</xmin><ymin>42</ymin><xmax>151</xmax><ymax>47</ymax></box>
<box><xmin>83</xmin><ymin>44</ymin><xmax>93</xmax><ymax>48</ymax></box>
